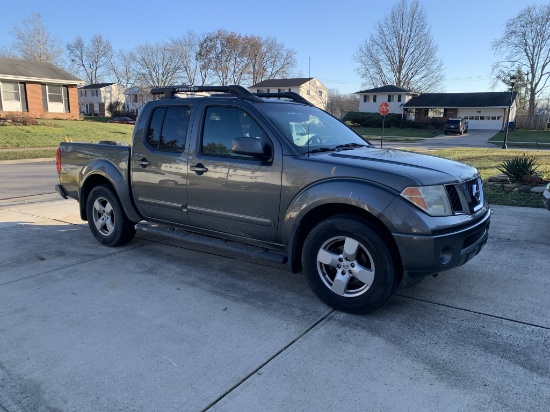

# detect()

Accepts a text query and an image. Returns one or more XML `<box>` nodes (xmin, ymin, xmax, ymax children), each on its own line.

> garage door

<box><xmin>465</xmin><ymin>119</ymin><xmax>503</xmax><ymax>130</ymax></box>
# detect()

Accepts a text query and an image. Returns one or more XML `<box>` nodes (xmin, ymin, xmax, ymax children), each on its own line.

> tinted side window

<box><xmin>147</xmin><ymin>107</ymin><xmax>165</xmax><ymax>149</ymax></box>
<box><xmin>146</xmin><ymin>106</ymin><xmax>191</xmax><ymax>152</ymax></box>
<box><xmin>201</xmin><ymin>106</ymin><xmax>266</xmax><ymax>157</ymax></box>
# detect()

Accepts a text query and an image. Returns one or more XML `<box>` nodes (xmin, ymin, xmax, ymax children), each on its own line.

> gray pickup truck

<box><xmin>56</xmin><ymin>85</ymin><xmax>490</xmax><ymax>314</ymax></box>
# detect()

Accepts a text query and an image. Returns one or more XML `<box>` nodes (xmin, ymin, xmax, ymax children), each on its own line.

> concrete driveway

<box><xmin>0</xmin><ymin>195</ymin><xmax>549</xmax><ymax>411</ymax></box>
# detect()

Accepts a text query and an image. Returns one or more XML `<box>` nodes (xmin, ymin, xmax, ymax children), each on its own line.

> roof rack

<box><xmin>150</xmin><ymin>85</ymin><xmax>262</xmax><ymax>101</ymax></box>
<box><xmin>254</xmin><ymin>92</ymin><xmax>313</xmax><ymax>106</ymax></box>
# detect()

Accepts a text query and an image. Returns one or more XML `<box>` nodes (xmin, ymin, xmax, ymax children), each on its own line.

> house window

<box><xmin>388</xmin><ymin>95</ymin><xmax>394</xmax><ymax>102</ymax></box>
<box><xmin>278</xmin><ymin>88</ymin><xmax>285</xmax><ymax>93</ymax></box>
<box><xmin>398</xmin><ymin>95</ymin><xmax>402</xmax><ymax>102</ymax></box>
<box><xmin>288</xmin><ymin>88</ymin><xmax>291</xmax><ymax>92</ymax></box>
<box><xmin>0</xmin><ymin>82</ymin><xmax>27</xmax><ymax>112</ymax></box>
<box><xmin>267</xmin><ymin>89</ymin><xmax>270</xmax><ymax>93</ymax></box>
<box><xmin>257</xmin><ymin>89</ymin><xmax>265</xmax><ymax>93</ymax></box>
<box><xmin>42</xmin><ymin>84</ymin><xmax>69</xmax><ymax>113</ymax></box>
<box><xmin>373</xmin><ymin>95</ymin><xmax>377</xmax><ymax>102</ymax></box>
<box><xmin>363</xmin><ymin>96</ymin><xmax>367</xmax><ymax>103</ymax></box>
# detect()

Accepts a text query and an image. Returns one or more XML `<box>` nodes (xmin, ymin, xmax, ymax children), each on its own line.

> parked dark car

<box><xmin>444</xmin><ymin>118</ymin><xmax>468</xmax><ymax>135</ymax></box>
<box><xmin>108</xmin><ymin>117</ymin><xmax>135</xmax><ymax>124</ymax></box>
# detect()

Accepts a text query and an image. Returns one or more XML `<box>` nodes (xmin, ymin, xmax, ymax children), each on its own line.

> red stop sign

<box><xmin>379</xmin><ymin>102</ymin><xmax>390</xmax><ymax>116</ymax></box>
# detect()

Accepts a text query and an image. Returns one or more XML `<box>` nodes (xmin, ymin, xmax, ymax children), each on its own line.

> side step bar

<box><xmin>136</xmin><ymin>222</ymin><xmax>288</xmax><ymax>265</ymax></box>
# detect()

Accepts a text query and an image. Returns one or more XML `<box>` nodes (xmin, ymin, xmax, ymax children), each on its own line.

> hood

<box><xmin>308</xmin><ymin>147</ymin><xmax>478</xmax><ymax>187</ymax></box>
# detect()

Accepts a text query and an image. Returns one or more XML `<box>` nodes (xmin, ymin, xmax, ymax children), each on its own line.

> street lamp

<box><xmin>502</xmin><ymin>75</ymin><xmax>518</xmax><ymax>149</ymax></box>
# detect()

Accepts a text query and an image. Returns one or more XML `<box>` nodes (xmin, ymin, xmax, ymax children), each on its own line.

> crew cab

<box><xmin>56</xmin><ymin>85</ymin><xmax>490</xmax><ymax>314</ymax></box>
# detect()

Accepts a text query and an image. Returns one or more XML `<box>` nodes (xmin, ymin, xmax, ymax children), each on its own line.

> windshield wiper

<box><xmin>304</xmin><ymin>147</ymin><xmax>335</xmax><ymax>154</ymax></box>
<box><xmin>334</xmin><ymin>143</ymin><xmax>370</xmax><ymax>150</ymax></box>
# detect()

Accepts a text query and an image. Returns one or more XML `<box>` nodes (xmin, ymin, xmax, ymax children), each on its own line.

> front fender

<box><xmin>282</xmin><ymin>178</ymin><xmax>398</xmax><ymax>267</ymax></box>
<box><xmin>79</xmin><ymin>159</ymin><xmax>141</xmax><ymax>223</ymax></box>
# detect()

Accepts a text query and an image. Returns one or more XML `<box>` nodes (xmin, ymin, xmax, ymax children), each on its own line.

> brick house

<box><xmin>0</xmin><ymin>57</ymin><xmax>83</xmax><ymax>120</ymax></box>
<box><xmin>249</xmin><ymin>78</ymin><xmax>328</xmax><ymax>109</ymax></box>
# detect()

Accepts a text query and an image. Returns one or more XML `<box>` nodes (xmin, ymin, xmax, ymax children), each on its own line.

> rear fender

<box><xmin>79</xmin><ymin>159</ymin><xmax>141</xmax><ymax>223</ymax></box>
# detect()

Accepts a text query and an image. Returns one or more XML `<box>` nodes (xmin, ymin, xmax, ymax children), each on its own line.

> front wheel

<box><xmin>86</xmin><ymin>185</ymin><xmax>136</xmax><ymax>246</ymax></box>
<box><xmin>302</xmin><ymin>216</ymin><xmax>400</xmax><ymax>314</ymax></box>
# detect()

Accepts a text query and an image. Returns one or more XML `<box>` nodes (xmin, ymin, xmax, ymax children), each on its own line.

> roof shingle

<box><xmin>0</xmin><ymin>57</ymin><xmax>82</xmax><ymax>84</ymax></box>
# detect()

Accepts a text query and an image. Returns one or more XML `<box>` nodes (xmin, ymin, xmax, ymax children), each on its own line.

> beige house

<box><xmin>78</xmin><ymin>83</ymin><xmax>126</xmax><ymax>116</ymax></box>
<box><xmin>124</xmin><ymin>86</ymin><xmax>152</xmax><ymax>115</ymax></box>
<box><xmin>0</xmin><ymin>57</ymin><xmax>83</xmax><ymax>120</ymax></box>
<box><xmin>249</xmin><ymin>77</ymin><xmax>328</xmax><ymax>109</ymax></box>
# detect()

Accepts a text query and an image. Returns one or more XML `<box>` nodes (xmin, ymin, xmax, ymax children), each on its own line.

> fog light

<box><xmin>440</xmin><ymin>247</ymin><xmax>453</xmax><ymax>265</ymax></box>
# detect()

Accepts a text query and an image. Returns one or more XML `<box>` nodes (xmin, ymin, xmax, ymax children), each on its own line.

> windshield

<box><xmin>257</xmin><ymin>102</ymin><xmax>371</xmax><ymax>152</ymax></box>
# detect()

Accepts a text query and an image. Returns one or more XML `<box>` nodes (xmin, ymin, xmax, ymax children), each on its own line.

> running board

<box><xmin>136</xmin><ymin>222</ymin><xmax>288</xmax><ymax>265</ymax></box>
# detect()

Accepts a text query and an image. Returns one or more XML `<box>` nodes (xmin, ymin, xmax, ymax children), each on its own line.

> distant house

<box><xmin>356</xmin><ymin>85</ymin><xmax>418</xmax><ymax>114</ymax></box>
<box><xmin>403</xmin><ymin>92</ymin><xmax>518</xmax><ymax>130</ymax></box>
<box><xmin>124</xmin><ymin>86</ymin><xmax>152</xmax><ymax>115</ymax></box>
<box><xmin>0</xmin><ymin>57</ymin><xmax>83</xmax><ymax>119</ymax></box>
<box><xmin>249</xmin><ymin>77</ymin><xmax>328</xmax><ymax>109</ymax></box>
<box><xmin>78</xmin><ymin>83</ymin><xmax>126</xmax><ymax>116</ymax></box>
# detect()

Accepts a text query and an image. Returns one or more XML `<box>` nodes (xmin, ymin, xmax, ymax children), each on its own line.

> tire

<box><xmin>86</xmin><ymin>185</ymin><xmax>136</xmax><ymax>247</ymax></box>
<box><xmin>302</xmin><ymin>216</ymin><xmax>400</xmax><ymax>314</ymax></box>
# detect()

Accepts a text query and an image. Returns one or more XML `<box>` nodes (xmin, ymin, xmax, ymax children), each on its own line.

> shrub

<box><xmin>343</xmin><ymin>112</ymin><xmax>402</xmax><ymax>128</ymax></box>
<box><xmin>2</xmin><ymin>113</ymin><xmax>38</xmax><ymax>125</ymax></box>
<box><xmin>498</xmin><ymin>154</ymin><xmax>540</xmax><ymax>181</ymax></box>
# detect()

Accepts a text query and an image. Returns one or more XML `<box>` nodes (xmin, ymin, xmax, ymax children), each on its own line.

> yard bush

<box><xmin>497</xmin><ymin>154</ymin><xmax>540</xmax><ymax>182</ymax></box>
<box><xmin>343</xmin><ymin>112</ymin><xmax>402</xmax><ymax>128</ymax></box>
<box><xmin>344</xmin><ymin>112</ymin><xmax>446</xmax><ymax>130</ymax></box>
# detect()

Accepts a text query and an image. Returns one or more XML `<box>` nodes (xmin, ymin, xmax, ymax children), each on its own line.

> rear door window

<box><xmin>146</xmin><ymin>106</ymin><xmax>191</xmax><ymax>152</ymax></box>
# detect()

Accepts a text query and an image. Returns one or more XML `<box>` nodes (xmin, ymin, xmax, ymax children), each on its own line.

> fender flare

<box><xmin>79</xmin><ymin>159</ymin><xmax>142</xmax><ymax>223</ymax></box>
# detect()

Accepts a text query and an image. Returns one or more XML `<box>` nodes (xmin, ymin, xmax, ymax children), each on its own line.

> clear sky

<box><xmin>1</xmin><ymin>0</ymin><xmax>547</xmax><ymax>94</ymax></box>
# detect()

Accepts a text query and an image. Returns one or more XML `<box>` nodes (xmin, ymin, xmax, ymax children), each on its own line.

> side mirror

<box><xmin>231</xmin><ymin>138</ymin><xmax>271</xmax><ymax>160</ymax></box>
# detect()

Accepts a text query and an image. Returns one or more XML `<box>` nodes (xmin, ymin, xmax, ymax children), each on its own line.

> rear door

<box><xmin>186</xmin><ymin>102</ymin><xmax>283</xmax><ymax>243</ymax></box>
<box><xmin>131</xmin><ymin>104</ymin><xmax>192</xmax><ymax>224</ymax></box>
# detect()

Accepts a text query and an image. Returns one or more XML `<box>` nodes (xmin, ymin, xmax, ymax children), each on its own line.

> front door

<box><xmin>186</xmin><ymin>104</ymin><xmax>282</xmax><ymax>243</ymax></box>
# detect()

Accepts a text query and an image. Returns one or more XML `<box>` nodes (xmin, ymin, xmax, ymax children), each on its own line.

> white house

<box><xmin>78</xmin><ymin>83</ymin><xmax>125</xmax><ymax>116</ymax></box>
<box><xmin>124</xmin><ymin>86</ymin><xmax>152</xmax><ymax>115</ymax></box>
<box><xmin>249</xmin><ymin>77</ymin><xmax>328</xmax><ymax>109</ymax></box>
<box><xmin>402</xmin><ymin>92</ymin><xmax>518</xmax><ymax>130</ymax></box>
<box><xmin>356</xmin><ymin>85</ymin><xmax>418</xmax><ymax>115</ymax></box>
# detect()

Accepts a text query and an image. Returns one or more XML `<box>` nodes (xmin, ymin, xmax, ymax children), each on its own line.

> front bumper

<box><xmin>393</xmin><ymin>208</ymin><xmax>491</xmax><ymax>282</ymax></box>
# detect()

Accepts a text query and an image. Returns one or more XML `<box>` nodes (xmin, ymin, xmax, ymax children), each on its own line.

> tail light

<box><xmin>56</xmin><ymin>147</ymin><xmax>62</xmax><ymax>174</ymax></box>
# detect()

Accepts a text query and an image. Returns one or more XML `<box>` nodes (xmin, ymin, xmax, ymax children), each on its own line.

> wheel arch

<box><xmin>79</xmin><ymin>162</ymin><xmax>141</xmax><ymax>223</ymax></box>
<box><xmin>284</xmin><ymin>181</ymin><xmax>403</xmax><ymax>278</ymax></box>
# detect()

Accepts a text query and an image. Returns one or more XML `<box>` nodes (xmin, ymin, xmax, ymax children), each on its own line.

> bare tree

<box><xmin>131</xmin><ymin>41</ymin><xmax>186</xmax><ymax>88</ymax></box>
<box><xmin>171</xmin><ymin>32</ymin><xmax>207</xmax><ymax>85</ymax></box>
<box><xmin>354</xmin><ymin>0</ymin><xmax>444</xmax><ymax>92</ymax></box>
<box><xmin>248</xmin><ymin>36</ymin><xmax>297</xmax><ymax>85</ymax></box>
<box><xmin>67</xmin><ymin>34</ymin><xmax>113</xmax><ymax>84</ymax></box>
<box><xmin>10</xmin><ymin>12</ymin><xmax>63</xmax><ymax>64</ymax></box>
<box><xmin>110</xmin><ymin>50</ymin><xmax>137</xmax><ymax>89</ymax></box>
<box><xmin>326</xmin><ymin>89</ymin><xmax>360</xmax><ymax>119</ymax></box>
<box><xmin>492</xmin><ymin>4</ymin><xmax>550</xmax><ymax>116</ymax></box>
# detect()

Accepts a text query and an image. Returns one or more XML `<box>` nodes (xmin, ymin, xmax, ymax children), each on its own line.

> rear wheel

<box><xmin>86</xmin><ymin>185</ymin><xmax>136</xmax><ymax>246</ymax></box>
<box><xmin>302</xmin><ymin>216</ymin><xmax>400</xmax><ymax>314</ymax></box>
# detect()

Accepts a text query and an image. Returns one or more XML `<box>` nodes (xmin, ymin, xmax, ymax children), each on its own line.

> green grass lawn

<box><xmin>0</xmin><ymin>118</ymin><xmax>133</xmax><ymax>150</ymax></box>
<box><xmin>488</xmin><ymin>129</ymin><xmax>550</xmax><ymax>146</ymax></box>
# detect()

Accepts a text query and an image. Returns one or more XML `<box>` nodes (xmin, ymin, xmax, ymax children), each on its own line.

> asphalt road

<box><xmin>0</xmin><ymin>193</ymin><xmax>549</xmax><ymax>411</ymax></box>
<box><xmin>0</xmin><ymin>160</ymin><xmax>57</xmax><ymax>199</ymax></box>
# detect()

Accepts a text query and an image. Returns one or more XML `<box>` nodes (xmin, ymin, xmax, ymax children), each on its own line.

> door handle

<box><xmin>139</xmin><ymin>158</ymin><xmax>150</xmax><ymax>168</ymax></box>
<box><xmin>190</xmin><ymin>163</ymin><xmax>208</xmax><ymax>175</ymax></box>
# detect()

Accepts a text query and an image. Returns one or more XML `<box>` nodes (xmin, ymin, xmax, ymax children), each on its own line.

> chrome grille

<box><xmin>445</xmin><ymin>177</ymin><xmax>484</xmax><ymax>215</ymax></box>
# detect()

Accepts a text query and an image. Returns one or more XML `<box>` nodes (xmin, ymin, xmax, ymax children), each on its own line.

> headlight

<box><xmin>400</xmin><ymin>185</ymin><xmax>452</xmax><ymax>216</ymax></box>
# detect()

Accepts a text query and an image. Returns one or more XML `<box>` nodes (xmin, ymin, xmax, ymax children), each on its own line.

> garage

<box><xmin>403</xmin><ymin>92</ymin><xmax>517</xmax><ymax>130</ymax></box>
<box><xmin>458</xmin><ymin>108</ymin><xmax>505</xmax><ymax>130</ymax></box>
